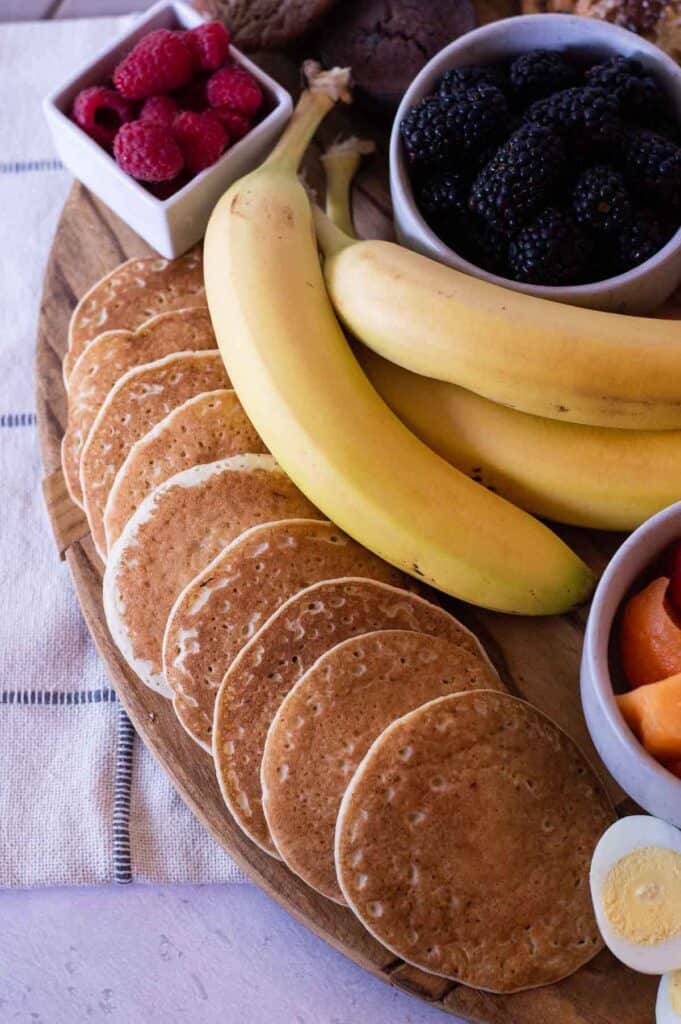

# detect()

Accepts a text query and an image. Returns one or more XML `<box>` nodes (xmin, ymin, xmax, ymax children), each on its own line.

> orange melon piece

<box><xmin>617</xmin><ymin>672</ymin><xmax>681</xmax><ymax>760</ymax></box>
<box><xmin>620</xmin><ymin>577</ymin><xmax>681</xmax><ymax>688</ymax></box>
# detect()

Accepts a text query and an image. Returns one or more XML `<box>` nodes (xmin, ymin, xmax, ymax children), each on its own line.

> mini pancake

<box><xmin>335</xmin><ymin>690</ymin><xmax>615</xmax><ymax>993</ymax></box>
<box><xmin>62</xmin><ymin>307</ymin><xmax>216</xmax><ymax>507</ymax></box>
<box><xmin>213</xmin><ymin>577</ymin><xmax>496</xmax><ymax>856</ymax></box>
<box><xmin>103</xmin><ymin>454</ymin><xmax>319</xmax><ymax>696</ymax></box>
<box><xmin>262</xmin><ymin>629</ymin><xmax>503</xmax><ymax>902</ymax></box>
<box><xmin>64</xmin><ymin>249</ymin><xmax>205</xmax><ymax>382</ymax></box>
<box><xmin>80</xmin><ymin>351</ymin><xmax>229</xmax><ymax>560</ymax></box>
<box><xmin>104</xmin><ymin>389</ymin><xmax>266</xmax><ymax>552</ymax></box>
<box><xmin>164</xmin><ymin>519</ymin><xmax>408</xmax><ymax>752</ymax></box>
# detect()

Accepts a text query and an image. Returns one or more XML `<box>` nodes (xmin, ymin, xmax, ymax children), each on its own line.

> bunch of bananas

<box><xmin>204</xmin><ymin>62</ymin><xmax>681</xmax><ymax>617</ymax></box>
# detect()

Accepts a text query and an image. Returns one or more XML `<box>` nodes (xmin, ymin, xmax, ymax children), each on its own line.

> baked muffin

<box><xmin>521</xmin><ymin>0</ymin><xmax>680</xmax><ymax>63</ymax></box>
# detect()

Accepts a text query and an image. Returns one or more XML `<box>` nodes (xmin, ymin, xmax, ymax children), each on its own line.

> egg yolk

<box><xmin>671</xmin><ymin>969</ymin><xmax>681</xmax><ymax>1015</ymax></box>
<box><xmin>603</xmin><ymin>846</ymin><xmax>681</xmax><ymax>945</ymax></box>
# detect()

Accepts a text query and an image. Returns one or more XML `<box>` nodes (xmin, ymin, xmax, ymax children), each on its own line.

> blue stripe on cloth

<box><xmin>0</xmin><ymin>159</ymin><xmax>64</xmax><ymax>175</ymax></box>
<box><xmin>1</xmin><ymin>689</ymin><xmax>118</xmax><ymax>705</ymax></box>
<box><xmin>0</xmin><ymin>413</ymin><xmax>37</xmax><ymax>428</ymax></box>
<box><xmin>113</xmin><ymin>709</ymin><xmax>134</xmax><ymax>884</ymax></box>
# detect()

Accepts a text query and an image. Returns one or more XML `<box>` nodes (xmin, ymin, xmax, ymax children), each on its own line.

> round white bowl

<box><xmin>581</xmin><ymin>501</ymin><xmax>681</xmax><ymax>826</ymax></box>
<box><xmin>390</xmin><ymin>14</ymin><xmax>681</xmax><ymax>314</ymax></box>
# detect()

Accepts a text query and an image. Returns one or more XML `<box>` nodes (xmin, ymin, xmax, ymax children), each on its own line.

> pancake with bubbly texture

<box><xmin>164</xmin><ymin>519</ymin><xmax>407</xmax><ymax>751</ymax></box>
<box><xmin>103</xmin><ymin>454</ymin><xmax>320</xmax><ymax>696</ymax></box>
<box><xmin>80</xmin><ymin>351</ymin><xmax>229</xmax><ymax>559</ymax></box>
<box><xmin>213</xmin><ymin>577</ymin><xmax>496</xmax><ymax>856</ymax></box>
<box><xmin>336</xmin><ymin>690</ymin><xmax>615</xmax><ymax>992</ymax></box>
<box><xmin>262</xmin><ymin>629</ymin><xmax>503</xmax><ymax>901</ymax></box>
<box><xmin>104</xmin><ymin>388</ymin><xmax>266</xmax><ymax>551</ymax></box>
<box><xmin>62</xmin><ymin>307</ymin><xmax>216</xmax><ymax>507</ymax></box>
<box><xmin>64</xmin><ymin>249</ymin><xmax>205</xmax><ymax>382</ymax></box>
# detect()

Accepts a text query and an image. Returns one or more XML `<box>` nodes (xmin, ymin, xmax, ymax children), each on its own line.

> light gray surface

<box><xmin>0</xmin><ymin>0</ymin><xmax>150</xmax><ymax>19</ymax></box>
<box><xmin>1</xmin><ymin>883</ymin><xmax>448</xmax><ymax>1023</ymax></box>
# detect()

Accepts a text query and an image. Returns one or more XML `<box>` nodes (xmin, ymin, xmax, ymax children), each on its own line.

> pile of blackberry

<box><xmin>400</xmin><ymin>51</ymin><xmax>680</xmax><ymax>286</ymax></box>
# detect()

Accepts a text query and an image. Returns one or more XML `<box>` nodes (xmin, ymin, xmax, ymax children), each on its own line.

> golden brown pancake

<box><xmin>103</xmin><ymin>454</ymin><xmax>320</xmax><ymax>696</ymax></box>
<box><xmin>104</xmin><ymin>388</ymin><xmax>266</xmax><ymax>551</ymax></box>
<box><xmin>164</xmin><ymin>519</ymin><xmax>407</xmax><ymax>751</ymax></box>
<box><xmin>80</xmin><ymin>351</ymin><xmax>228</xmax><ymax>559</ymax></box>
<box><xmin>336</xmin><ymin>690</ymin><xmax>615</xmax><ymax>992</ymax></box>
<box><xmin>62</xmin><ymin>307</ymin><xmax>216</xmax><ymax>507</ymax></box>
<box><xmin>262</xmin><ymin>629</ymin><xmax>502</xmax><ymax>901</ymax></box>
<box><xmin>213</xmin><ymin>577</ymin><xmax>496</xmax><ymax>856</ymax></box>
<box><xmin>64</xmin><ymin>249</ymin><xmax>205</xmax><ymax>382</ymax></box>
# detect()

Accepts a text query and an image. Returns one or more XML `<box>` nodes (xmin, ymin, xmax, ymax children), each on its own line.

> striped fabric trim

<box><xmin>0</xmin><ymin>412</ymin><xmax>37</xmax><ymax>428</ymax></box>
<box><xmin>1</xmin><ymin>688</ymin><xmax>118</xmax><ymax>706</ymax></box>
<box><xmin>113</xmin><ymin>709</ymin><xmax>134</xmax><ymax>884</ymax></box>
<box><xmin>0</xmin><ymin>159</ymin><xmax>64</xmax><ymax>175</ymax></box>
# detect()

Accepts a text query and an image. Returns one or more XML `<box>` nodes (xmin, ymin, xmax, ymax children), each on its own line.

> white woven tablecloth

<box><xmin>0</xmin><ymin>16</ymin><xmax>245</xmax><ymax>888</ymax></box>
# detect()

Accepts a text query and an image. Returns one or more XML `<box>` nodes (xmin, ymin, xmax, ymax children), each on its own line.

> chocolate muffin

<box><xmin>196</xmin><ymin>0</ymin><xmax>339</xmax><ymax>51</ymax></box>
<box><xmin>319</xmin><ymin>0</ymin><xmax>478</xmax><ymax>112</ymax></box>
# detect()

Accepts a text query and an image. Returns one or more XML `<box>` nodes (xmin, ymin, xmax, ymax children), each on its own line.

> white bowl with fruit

<box><xmin>43</xmin><ymin>0</ymin><xmax>292</xmax><ymax>257</ymax></box>
<box><xmin>390</xmin><ymin>14</ymin><xmax>681</xmax><ymax>313</ymax></box>
<box><xmin>581</xmin><ymin>501</ymin><xmax>681</xmax><ymax>827</ymax></box>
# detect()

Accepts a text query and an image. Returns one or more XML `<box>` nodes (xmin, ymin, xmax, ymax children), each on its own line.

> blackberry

<box><xmin>572</xmin><ymin>165</ymin><xmax>632</xmax><ymax>236</ymax></box>
<box><xmin>439</xmin><ymin>63</ymin><xmax>506</xmax><ymax>100</ymax></box>
<box><xmin>447</xmin><ymin>214</ymin><xmax>510</xmax><ymax>276</ymax></box>
<box><xmin>508</xmin><ymin>207</ymin><xmax>593</xmax><ymax>285</ymax></box>
<box><xmin>415</xmin><ymin>168</ymin><xmax>470</xmax><ymax>225</ymax></box>
<box><xmin>621</xmin><ymin>128</ymin><xmax>681</xmax><ymax>208</ymax></box>
<box><xmin>509</xmin><ymin>49</ymin><xmax>579</xmax><ymax>107</ymax></box>
<box><xmin>469</xmin><ymin>122</ymin><xmax>565</xmax><ymax>234</ymax></box>
<box><xmin>526</xmin><ymin>86</ymin><xmax>621</xmax><ymax>152</ymax></box>
<box><xmin>616</xmin><ymin>208</ymin><xmax>675</xmax><ymax>271</ymax></box>
<box><xmin>400</xmin><ymin>86</ymin><xmax>509</xmax><ymax>170</ymax></box>
<box><xmin>585</xmin><ymin>57</ymin><xmax>664</xmax><ymax>122</ymax></box>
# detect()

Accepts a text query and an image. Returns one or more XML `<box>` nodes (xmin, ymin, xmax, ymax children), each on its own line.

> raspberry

<box><xmin>174</xmin><ymin>74</ymin><xmax>209</xmax><ymax>112</ymax></box>
<box><xmin>113</xmin><ymin>29</ymin><xmax>194</xmax><ymax>100</ymax></box>
<box><xmin>113</xmin><ymin>120</ymin><xmax>184</xmax><ymax>182</ymax></box>
<box><xmin>186</xmin><ymin>22</ymin><xmax>231</xmax><ymax>72</ymax></box>
<box><xmin>172</xmin><ymin>110</ymin><xmax>228</xmax><ymax>173</ymax></box>
<box><xmin>140</xmin><ymin>94</ymin><xmax>178</xmax><ymax>128</ymax></box>
<box><xmin>212</xmin><ymin>107</ymin><xmax>251</xmax><ymax>141</ymax></box>
<box><xmin>72</xmin><ymin>86</ymin><xmax>135</xmax><ymax>147</ymax></box>
<box><xmin>206</xmin><ymin>65</ymin><xmax>262</xmax><ymax>118</ymax></box>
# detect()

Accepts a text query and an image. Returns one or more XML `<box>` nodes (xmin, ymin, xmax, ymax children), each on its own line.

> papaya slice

<box><xmin>620</xmin><ymin>577</ymin><xmax>681</xmax><ymax>688</ymax></box>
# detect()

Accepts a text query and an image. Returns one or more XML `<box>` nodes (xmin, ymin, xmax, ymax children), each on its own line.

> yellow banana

<box><xmin>321</xmin><ymin>136</ymin><xmax>375</xmax><ymax>237</ymax></box>
<box><xmin>312</xmin><ymin>209</ymin><xmax>681</xmax><ymax>431</ymax></box>
<box><xmin>318</xmin><ymin>140</ymin><xmax>681</xmax><ymax>533</ymax></box>
<box><xmin>361</xmin><ymin>348</ymin><xmax>681</xmax><ymax>532</ymax></box>
<box><xmin>204</xmin><ymin>62</ymin><xmax>593</xmax><ymax>615</ymax></box>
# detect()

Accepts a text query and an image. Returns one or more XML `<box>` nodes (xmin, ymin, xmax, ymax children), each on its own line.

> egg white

<box><xmin>590</xmin><ymin>815</ymin><xmax>681</xmax><ymax>974</ymax></box>
<box><xmin>657</xmin><ymin>971</ymin><xmax>681</xmax><ymax>1024</ymax></box>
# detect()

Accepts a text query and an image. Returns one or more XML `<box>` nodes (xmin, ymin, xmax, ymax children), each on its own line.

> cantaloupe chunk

<box><xmin>617</xmin><ymin>672</ymin><xmax>681</xmax><ymax>760</ymax></box>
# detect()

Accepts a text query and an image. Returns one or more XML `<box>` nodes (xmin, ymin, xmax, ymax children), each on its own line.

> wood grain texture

<box><xmin>37</xmin><ymin>176</ymin><xmax>658</xmax><ymax>1023</ymax></box>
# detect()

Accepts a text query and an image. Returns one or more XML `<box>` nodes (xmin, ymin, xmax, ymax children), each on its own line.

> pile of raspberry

<box><xmin>71</xmin><ymin>22</ymin><xmax>263</xmax><ymax>193</ymax></box>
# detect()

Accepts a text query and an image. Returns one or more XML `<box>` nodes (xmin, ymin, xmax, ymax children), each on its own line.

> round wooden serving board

<box><xmin>37</xmin><ymin>128</ymin><xmax>663</xmax><ymax>1020</ymax></box>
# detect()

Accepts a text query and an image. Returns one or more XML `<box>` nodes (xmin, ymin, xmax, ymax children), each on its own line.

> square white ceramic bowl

<box><xmin>581</xmin><ymin>502</ymin><xmax>681</xmax><ymax>827</ymax></box>
<box><xmin>390</xmin><ymin>14</ymin><xmax>681</xmax><ymax>314</ymax></box>
<box><xmin>43</xmin><ymin>0</ymin><xmax>292</xmax><ymax>258</ymax></box>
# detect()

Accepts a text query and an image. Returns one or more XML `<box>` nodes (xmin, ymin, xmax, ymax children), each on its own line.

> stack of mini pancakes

<box><xmin>63</xmin><ymin>248</ymin><xmax>616</xmax><ymax>995</ymax></box>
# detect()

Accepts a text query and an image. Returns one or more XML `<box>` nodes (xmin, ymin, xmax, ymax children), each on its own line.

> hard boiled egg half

<box><xmin>657</xmin><ymin>971</ymin><xmax>681</xmax><ymax>1024</ymax></box>
<box><xmin>590</xmin><ymin>815</ymin><xmax>681</xmax><ymax>974</ymax></box>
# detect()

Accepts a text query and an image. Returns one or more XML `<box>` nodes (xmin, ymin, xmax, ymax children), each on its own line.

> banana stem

<box><xmin>312</xmin><ymin>205</ymin><xmax>356</xmax><ymax>257</ymax></box>
<box><xmin>321</xmin><ymin>136</ymin><xmax>375</xmax><ymax>237</ymax></box>
<box><xmin>264</xmin><ymin>61</ymin><xmax>352</xmax><ymax>176</ymax></box>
